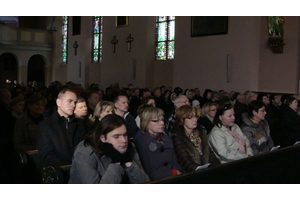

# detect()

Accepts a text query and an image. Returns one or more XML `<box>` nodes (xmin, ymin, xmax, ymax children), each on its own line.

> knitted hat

<box><xmin>192</xmin><ymin>100</ymin><xmax>200</xmax><ymax>107</ymax></box>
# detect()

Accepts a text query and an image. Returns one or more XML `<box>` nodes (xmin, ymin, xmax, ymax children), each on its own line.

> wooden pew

<box><xmin>148</xmin><ymin>144</ymin><xmax>300</xmax><ymax>184</ymax></box>
<box><xmin>18</xmin><ymin>149</ymin><xmax>43</xmax><ymax>183</ymax></box>
<box><xmin>42</xmin><ymin>164</ymin><xmax>72</xmax><ymax>184</ymax></box>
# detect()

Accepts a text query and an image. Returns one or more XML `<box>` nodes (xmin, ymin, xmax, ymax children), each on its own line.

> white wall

<box><xmin>51</xmin><ymin>16</ymin><xmax>300</xmax><ymax>94</ymax></box>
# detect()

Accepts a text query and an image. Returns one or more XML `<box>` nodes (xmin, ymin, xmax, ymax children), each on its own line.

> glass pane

<box><xmin>157</xmin><ymin>22</ymin><xmax>167</xmax><ymax>42</ymax></box>
<box><xmin>168</xmin><ymin>21</ymin><xmax>175</xmax><ymax>40</ymax></box>
<box><xmin>167</xmin><ymin>41</ymin><xmax>175</xmax><ymax>59</ymax></box>
<box><xmin>93</xmin><ymin>50</ymin><xmax>99</xmax><ymax>62</ymax></box>
<box><xmin>169</xmin><ymin>16</ymin><xmax>175</xmax><ymax>20</ymax></box>
<box><xmin>94</xmin><ymin>20</ymin><xmax>100</xmax><ymax>33</ymax></box>
<box><xmin>157</xmin><ymin>16</ymin><xmax>167</xmax><ymax>22</ymax></box>
<box><xmin>156</xmin><ymin>42</ymin><xmax>166</xmax><ymax>60</ymax></box>
<box><xmin>94</xmin><ymin>34</ymin><xmax>99</xmax><ymax>49</ymax></box>
<box><xmin>62</xmin><ymin>16</ymin><xmax>68</xmax><ymax>64</ymax></box>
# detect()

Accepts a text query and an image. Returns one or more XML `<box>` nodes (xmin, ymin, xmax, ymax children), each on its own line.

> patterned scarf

<box><xmin>228</xmin><ymin>129</ymin><xmax>246</xmax><ymax>153</ymax></box>
<box><xmin>185</xmin><ymin>129</ymin><xmax>203</xmax><ymax>155</ymax></box>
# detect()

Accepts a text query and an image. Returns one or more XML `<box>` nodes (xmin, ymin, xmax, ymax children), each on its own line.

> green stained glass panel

<box><xmin>156</xmin><ymin>42</ymin><xmax>166</xmax><ymax>60</ymax></box>
<box><xmin>168</xmin><ymin>41</ymin><xmax>175</xmax><ymax>59</ymax></box>
<box><xmin>62</xmin><ymin>16</ymin><xmax>68</xmax><ymax>64</ymax></box>
<box><xmin>157</xmin><ymin>22</ymin><xmax>167</xmax><ymax>42</ymax></box>
<box><xmin>168</xmin><ymin>21</ymin><xmax>175</xmax><ymax>40</ymax></box>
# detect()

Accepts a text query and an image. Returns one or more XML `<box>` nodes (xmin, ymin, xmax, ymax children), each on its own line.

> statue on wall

<box><xmin>268</xmin><ymin>16</ymin><xmax>284</xmax><ymax>37</ymax></box>
<box><xmin>267</xmin><ymin>16</ymin><xmax>285</xmax><ymax>53</ymax></box>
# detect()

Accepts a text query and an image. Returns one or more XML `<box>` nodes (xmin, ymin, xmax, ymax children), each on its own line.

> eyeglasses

<box><xmin>151</xmin><ymin>118</ymin><xmax>164</xmax><ymax>123</ymax></box>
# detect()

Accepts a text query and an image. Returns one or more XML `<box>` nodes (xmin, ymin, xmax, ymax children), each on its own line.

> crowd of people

<box><xmin>1</xmin><ymin>80</ymin><xmax>300</xmax><ymax>183</ymax></box>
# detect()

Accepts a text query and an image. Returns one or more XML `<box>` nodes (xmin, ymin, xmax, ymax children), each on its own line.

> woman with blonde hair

<box><xmin>135</xmin><ymin>107</ymin><xmax>182</xmax><ymax>181</ymax></box>
<box><xmin>197</xmin><ymin>102</ymin><xmax>218</xmax><ymax>134</ymax></box>
<box><xmin>89</xmin><ymin>101</ymin><xmax>114</xmax><ymax>131</ymax></box>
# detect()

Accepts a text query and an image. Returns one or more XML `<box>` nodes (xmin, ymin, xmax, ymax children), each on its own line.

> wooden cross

<box><xmin>125</xmin><ymin>34</ymin><xmax>134</xmax><ymax>52</ymax></box>
<box><xmin>111</xmin><ymin>36</ymin><xmax>118</xmax><ymax>53</ymax></box>
<box><xmin>73</xmin><ymin>41</ymin><xmax>79</xmax><ymax>56</ymax></box>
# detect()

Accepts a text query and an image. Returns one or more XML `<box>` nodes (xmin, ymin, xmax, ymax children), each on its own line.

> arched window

<box><xmin>155</xmin><ymin>16</ymin><xmax>175</xmax><ymax>60</ymax></box>
<box><xmin>62</xmin><ymin>16</ymin><xmax>69</xmax><ymax>64</ymax></box>
<box><xmin>93</xmin><ymin>16</ymin><xmax>103</xmax><ymax>63</ymax></box>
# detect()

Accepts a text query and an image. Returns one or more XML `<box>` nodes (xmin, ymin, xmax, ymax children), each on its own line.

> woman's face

<box><xmin>253</xmin><ymin>106</ymin><xmax>266</xmax><ymax>121</ymax></box>
<box><xmin>147</xmin><ymin>115</ymin><xmax>165</xmax><ymax>135</ymax></box>
<box><xmin>99</xmin><ymin>105</ymin><xmax>113</xmax><ymax>120</ymax></box>
<box><xmin>12</xmin><ymin>101</ymin><xmax>25</xmax><ymax>115</ymax></box>
<box><xmin>100</xmin><ymin>124</ymin><xmax>128</xmax><ymax>154</ymax></box>
<box><xmin>184</xmin><ymin>111</ymin><xmax>198</xmax><ymax>131</ymax></box>
<box><xmin>290</xmin><ymin>100</ymin><xmax>298</xmax><ymax>112</ymax></box>
<box><xmin>29</xmin><ymin>100</ymin><xmax>46</xmax><ymax>116</ymax></box>
<box><xmin>74</xmin><ymin>102</ymin><xmax>88</xmax><ymax>118</ymax></box>
<box><xmin>207</xmin><ymin>105</ymin><xmax>217</xmax><ymax>118</ymax></box>
<box><xmin>207</xmin><ymin>92</ymin><xmax>212</xmax><ymax>99</ymax></box>
<box><xmin>219</xmin><ymin>108</ymin><xmax>235</xmax><ymax>128</ymax></box>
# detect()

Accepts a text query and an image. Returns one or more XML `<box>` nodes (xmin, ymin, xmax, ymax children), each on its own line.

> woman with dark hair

<box><xmin>240</xmin><ymin>100</ymin><xmax>274</xmax><ymax>155</ymax></box>
<box><xmin>68</xmin><ymin>114</ymin><xmax>150</xmax><ymax>184</ymax></box>
<box><xmin>135</xmin><ymin>107</ymin><xmax>182</xmax><ymax>181</ymax></box>
<box><xmin>208</xmin><ymin>103</ymin><xmax>253</xmax><ymax>164</ymax></box>
<box><xmin>200</xmin><ymin>89</ymin><xmax>212</xmax><ymax>108</ymax></box>
<box><xmin>171</xmin><ymin>105</ymin><xmax>220</xmax><ymax>172</ymax></box>
<box><xmin>281</xmin><ymin>96</ymin><xmax>300</xmax><ymax>146</ymax></box>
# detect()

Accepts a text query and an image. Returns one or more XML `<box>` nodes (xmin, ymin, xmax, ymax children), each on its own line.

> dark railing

<box><xmin>148</xmin><ymin>144</ymin><xmax>300</xmax><ymax>184</ymax></box>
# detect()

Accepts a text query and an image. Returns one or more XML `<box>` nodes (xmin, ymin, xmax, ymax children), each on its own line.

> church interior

<box><xmin>1</xmin><ymin>16</ymin><xmax>300</xmax><ymax>94</ymax></box>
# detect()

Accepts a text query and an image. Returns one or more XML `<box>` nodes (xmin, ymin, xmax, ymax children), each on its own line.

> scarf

<box><xmin>185</xmin><ymin>129</ymin><xmax>203</xmax><ymax>155</ymax></box>
<box><xmin>228</xmin><ymin>129</ymin><xmax>246</xmax><ymax>153</ymax></box>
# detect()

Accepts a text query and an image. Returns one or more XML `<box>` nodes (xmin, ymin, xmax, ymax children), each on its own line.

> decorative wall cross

<box><xmin>73</xmin><ymin>41</ymin><xmax>79</xmax><ymax>56</ymax></box>
<box><xmin>111</xmin><ymin>36</ymin><xmax>118</xmax><ymax>53</ymax></box>
<box><xmin>125</xmin><ymin>34</ymin><xmax>134</xmax><ymax>52</ymax></box>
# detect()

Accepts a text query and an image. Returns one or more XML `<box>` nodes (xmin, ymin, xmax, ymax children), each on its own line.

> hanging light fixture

<box><xmin>47</xmin><ymin>16</ymin><xmax>58</xmax><ymax>33</ymax></box>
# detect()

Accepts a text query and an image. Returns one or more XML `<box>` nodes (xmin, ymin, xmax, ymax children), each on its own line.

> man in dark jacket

<box><xmin>37</xmin><ymin>89</ymin><xmax>87</xmax><ymax>167</ymax></box>
<box><xmin>114</xmin><ymin>92</ymin><xmax>139</xmax><ymax>140</ymax></box>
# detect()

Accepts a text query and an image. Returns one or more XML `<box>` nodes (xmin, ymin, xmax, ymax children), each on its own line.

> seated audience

<box><xmin>200</xmin><ymin>89</ymin><xmax>212</xmax><ymax>108</ymax></box>
<box><xmin>208</xmin><ymin>103</ymin><xmax>253</xmax><ymax>164</ymax></box>
<box><xmin>257</xmin><ymin>93</ymin><xmax>283</xmax><ymax>146</ymax></box>
<box><xmin>191</xmin><ymin>99</ymin><xmax>201</xmax><ymax>117</ymax></box>
<box><xmin>198</xmin><ymin>102</ymin><xmax>218</xmax><ymax>134</ymax></box>
<box><xmin>282</xmin><ymin>96</ymin><xmax>300</xmax><ymax>146</ymax></box>
<box><xmin>135</xmin><ymin>107</ymin><xmax>182</xmax><ymax>181</ymax></box>
<box><xmin>14</xmin><ymin>94</ymin><xmax>47</xmax><ymax>152</ymax></box>
<box><xmin>165</xmin><ymin>94</ymin><xmax>190</xmax><ymax>133</ymax></box>
<box><xmin>37</xmin><ymin>89</ymin><xmax>87</xmax><ymax>167</ymax></box>
<box><xmin>129</xmin><ymin>88</ymin><xmax>141</xmax><ymax>118</ymax></box>
<box><xmin>171</xmin><ymin>105</ymin><xmax>220</xmax><ymax>173</ymax></box>
<box><xmin>74</xmin><ymin>96</ymin><xmax>88</xmax><ymax>120</ymax></box>
<box><xmin>114</xmin><ymin>92</ymin><xmax>139</xmax><ymax>140</ymax></box>
<box><xmin>89</xmin><ymin>100</ymin><xmax>114</xmax><ymax>131</ymax></box>
<box><xmin>87</xmin><ymin>90</ymin><xmax>100</xmax><ymax>117</ymax></box>
<box><xmin>233</xmin><ymin>93</ymin><xmax>248</xmax><ymax>126</ymax></box>
<box><xmin>10</xmin><ymin>96</ymin><xmax>25</xmax><ymax>122</ymax></box>
<box><xmin>135</xmin><ymin>96</ymin><xmax>156</xmax><ymax>128</ymax></box>
<box><xmin>74</xmin><ymin>96</ymin><xmax>90</xmax><ymax>128</ymax></box>
<box><xmin>240</xmin><ymin>100</ymin><xmax>274</xmax><ymax>155</ymax></box>
<box><xmin>68</xmin><ymin>114</ymin><xmax>150</xmax><ymax>184</ymax></box>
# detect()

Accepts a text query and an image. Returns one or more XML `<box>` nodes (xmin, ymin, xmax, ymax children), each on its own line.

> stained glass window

<box><xmin>93</xmin><ymin>16</ymin><xmax>103</xmax><ymax>63</ymax></box>
<box><xmin>62</xmin><ymin>16</ymin><xmax>68</xmax><ymax>64</ymax></box>
<box><xmin>155</xmin><ymin>16</ymin><xmax>175</xmax><ymax>60</ymax></box>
